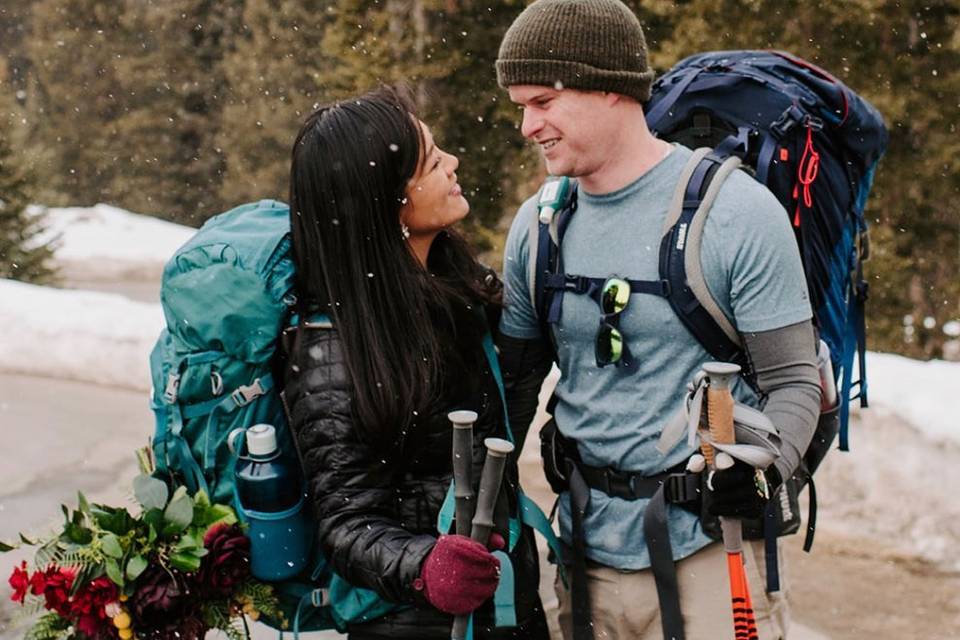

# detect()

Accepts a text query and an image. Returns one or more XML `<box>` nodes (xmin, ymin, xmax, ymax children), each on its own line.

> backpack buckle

<box><xmin>664</xmin><ymin>473</ymin><xmax>698</xmax><ymax>504</ymax></box>
<box><xmin>770</xmin><ymin>104</ymin><xmax>805</xmax><ymax>139</ymax></box>
<box><xmin>804</xmin><ymin>115</ymin><xmax>824</xmax><ymax>131</ymax></box>
<box><xmin>231</xmin><ymin>379</ymin><xmax>266</xmax><ymax>407</ymax></box>
<box><xmin>163</xmin><ymin>373</ymin><xmax>181</xmax><ymax>404</ymax></box>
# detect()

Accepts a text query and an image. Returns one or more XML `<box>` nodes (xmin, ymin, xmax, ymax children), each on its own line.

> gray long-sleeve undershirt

<box><xmin>742</xmin><ymin>319</ymin><xmax>822</xmax><ymax>483</ymax></box>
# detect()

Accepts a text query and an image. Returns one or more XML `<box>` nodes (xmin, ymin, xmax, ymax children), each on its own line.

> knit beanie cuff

<box><xmin>496</xmin><ymin>58</ymin><xmax>654</xmax><ymax>103</ymax></box>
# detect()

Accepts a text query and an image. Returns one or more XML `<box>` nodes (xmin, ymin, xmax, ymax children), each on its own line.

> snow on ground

<box><xmin>0</xmin><ymin>279</ymin><xmax>163</xmax><ymax>391</ymax></box>
<box><xmin>29</xmin><ymin>203</ymin><xmax>195</xmax><ymax>280</ymax></box>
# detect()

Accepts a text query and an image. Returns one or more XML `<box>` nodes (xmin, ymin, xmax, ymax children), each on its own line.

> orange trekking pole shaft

<box><xmin>701</xmin><ymin>362</ymin><xmax>759</xmax><ymax>640</ymax></box>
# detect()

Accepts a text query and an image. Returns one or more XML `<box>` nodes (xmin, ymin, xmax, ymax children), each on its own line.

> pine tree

<box><xmin>0</xmin><ymin>68</ymin><xmax>56</xmax><ymax>284</ymax></box>
<box><xmin>217</xmin><ymin>0</ymin><xmax>332</xmax><ymax>205</ymax></box>
<box><xmin>28</xmin><ymin>0</ymin><xmax>237</xmax><ymax>224</ymax></box>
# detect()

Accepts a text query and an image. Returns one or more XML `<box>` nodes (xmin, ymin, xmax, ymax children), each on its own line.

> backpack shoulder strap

<box><xmin>660</xmin><ymin>148</ymin><xmax>756</xmax><ymax>382</ymax></box>
<box><xmin>529</xmin><ymin>177</ymin><xmax>577</xmax><ymax>348</ymax></box>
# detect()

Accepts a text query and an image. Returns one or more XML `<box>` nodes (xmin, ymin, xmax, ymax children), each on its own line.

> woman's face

<box><xmin>399</xmin><ymin>122</ymin><xmax>469</xmax><ymax>237</ymax></box>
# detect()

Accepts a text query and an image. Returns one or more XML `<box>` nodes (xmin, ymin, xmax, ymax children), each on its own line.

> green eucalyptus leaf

<box><xmin>133</xmin><ymin>475</ymin><xmax>169</xmax><ymax>511</ymax></box>
<box><xmin>170</xmin><ymin>485</ymin><xmax>189</xmax><ymax>503</ymax></box>
<box><xmin>208</xmin><ymin>503</ymin><xmax>238</xmax><ymax>525</ymax></box>
<box><xmin>174</xmin><ymin>532</ymin><xmax>198</xmax><ymax>550</ymax></box>
<box><xmin>147</xmin><ymin>524</ymin><xmax>158</xmax><ymax>544</ymax></box>
<box><xmin>63</xmin><ymin>524</ymin><xmax>92</xmax><ymax>545</ymax></box>
<box><xmin>163</xmin><ymin>494</ymin><xmax>194</xmax><ymax>532</ymax></box>
<box><xmin>91</xmin><ymin>506</ymin><xmax>135</xmax><ymax>535</ymax></box>
<box><xmin>78</xmin><ymin>492</ymin><xmax>91</xmax><ymax>515</ymax></box>
<box><xmin>193</xmin><ymin>489</ymin><xmax>211</xmax><ymax>508</ymax></box>
<box><xmin>101</xmin><ymin>534</ymin><xmax>123</xmax><ymax>558</ymax></box>
<box><xmin>126</xmin><ymin>555</ymin><xmax>147</xmax><ymax>581</ymax></box>
<box><xmin>105</xmin><ymin>559</ymin><xmax>124</xmax><ymax>587</ymax></box>
<box><xmin>144</xmin><ymin>508</ymin><xmax>164</xmax><ymax>531</ymax></box>
<box><xmin>169</xmin><ymin>552</ymin><xmax>202</xmax><ymax>572</ymax></box>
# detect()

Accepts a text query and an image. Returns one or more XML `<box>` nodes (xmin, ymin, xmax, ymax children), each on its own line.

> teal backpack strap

<box><xmin>491</xmin><ymin>550</ymin><xmax>516</xmax><ymax>628</ymax></box>
<box><xmin>481</xmin><ymin>331</ymin><xmax>514</xmax><ymax>444</ymax></box>
<box><xmin>518</xmin><ymin>492</ymin><xmax>567</xmax><ymax>588</ymax></box>
<box><xmin>293</xmin><ymin>589</ymin><xmax>327</xmax><ymax>640</ymax></box>
<box><xmin>166</xmin><ymin>401</ymin><xmax>211</xmax><ymax>498</ymax></box>
<box><xmin>438</xmin><ymin>481</ymin><xmax>456</xmax><ymax>534</ymax></box>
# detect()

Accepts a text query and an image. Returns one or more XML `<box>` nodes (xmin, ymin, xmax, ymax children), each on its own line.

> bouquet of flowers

<box><xmin>3</xmin><ymin>456</ymin><xmax>281</xmax><ymax>640</ymax></box>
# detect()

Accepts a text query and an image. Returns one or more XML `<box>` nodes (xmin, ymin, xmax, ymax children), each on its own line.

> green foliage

<box><xmin>0</xmin><ymin>0</ymin><xmax>955</xmax><ymax>356</ymax></box>
<box><xmin>0</xmin><ymin>67</ymin><xmax>56</xmax><ymax>284</ymax></box>
<box><xmin>22</xmin><ymin>612</ymin><xmax>70</xmax><ymax>640</ymax></box>
<box><xmin>217</xmin><ymin>0</ymin><xmax>332</xmax><ymax>205</ymax></box>
<box><xmin>11</xmin><ymin>472</ymin><xmax>278</xmax><ymax>638</ymax></box>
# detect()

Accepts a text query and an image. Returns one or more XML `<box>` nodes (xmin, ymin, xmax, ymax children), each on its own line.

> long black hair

<box><xmin>289</xmin><ymin>85</ymin><xmax>498</xmax><ymax>448</ymax></box>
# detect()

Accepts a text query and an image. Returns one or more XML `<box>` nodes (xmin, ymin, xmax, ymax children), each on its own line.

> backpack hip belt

<box><xmin>541</xmin><ymin>418</ymin><xmax>698</xmax><ymax>640</ymax></box>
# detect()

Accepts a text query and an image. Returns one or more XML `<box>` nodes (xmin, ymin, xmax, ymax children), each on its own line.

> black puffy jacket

<box><xmin>283</xmin><ymin>309</ymin><xmax>544</xmax><ymax>638</ymax></box>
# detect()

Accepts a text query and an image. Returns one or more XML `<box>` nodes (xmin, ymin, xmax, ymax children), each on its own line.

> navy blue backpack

<box><xmin>645</xmin><ymin>50</ymin><xmax>888</xmax><ymax>451</ymax></box>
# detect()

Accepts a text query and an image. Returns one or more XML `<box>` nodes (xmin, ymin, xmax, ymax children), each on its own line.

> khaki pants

<box><xmin>555</xmin><ymin>540</ymin><xmax>789</xmax><ymax>640</ymax></box>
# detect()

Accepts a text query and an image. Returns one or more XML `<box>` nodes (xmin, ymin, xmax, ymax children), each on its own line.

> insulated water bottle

<box><xmin>234</xmin><ymin>424</ymin><xmax>310</xmax><ymax>581</ymax></box>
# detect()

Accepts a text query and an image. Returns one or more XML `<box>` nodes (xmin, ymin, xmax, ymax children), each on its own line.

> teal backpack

<box><xmin>149</xmin><ymin>200</ymin><xmax>562</xmax><ymax>637</ymax></box>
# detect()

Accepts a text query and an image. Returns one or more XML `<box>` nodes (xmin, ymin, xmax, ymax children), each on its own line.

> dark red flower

<box><xmin>198</xmin><ymin>523</ymin><xmax>249</xmax><ymax>597</ymax></box>
<box><xmin>29</xmin><ymin>569</ymin><xmax>46</xmax><ymax>596</ymax></box>
<box><xmin>128</xmin><ymin>565</ymin><xmax>191</xmax><ymax>628</ymax></box>
<box><xmin>70</xmin><ymin>576</ymin><xmax>118</xmax><ymax>637</ymax></box>
<box><xmin>36</xmin><ymin>566</ymin><xmax>75</xmax><ymax>617</ymax></box>
<box><xmin>8</xmin><ymin>561</ymin><xmax>29</xmax><ymax>604</ymax></box>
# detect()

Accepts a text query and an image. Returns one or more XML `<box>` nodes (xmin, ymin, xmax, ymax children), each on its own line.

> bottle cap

<box><xmin>246</xmin><ymin>424</ymin><xmax>278</xmax><ymax>456</ymax></box>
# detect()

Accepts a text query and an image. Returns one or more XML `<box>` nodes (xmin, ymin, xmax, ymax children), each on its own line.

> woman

<box><xmin>285</xmin><ymin>86</ymin><xmax>549</xmax><ymax>639</ymax></box>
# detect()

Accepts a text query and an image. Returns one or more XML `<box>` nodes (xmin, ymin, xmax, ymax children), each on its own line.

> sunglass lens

<box><xmin>595</xmin><ymin>324</ymin><xmax>623</xmax><ymax>366</ymax></box>
<box><xmin>601</xmin><ymin>278</ymin><xmax>630</xmax><ymax>315</ymax></box>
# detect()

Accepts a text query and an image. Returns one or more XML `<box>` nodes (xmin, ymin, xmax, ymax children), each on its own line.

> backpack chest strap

<box><xmin>542</xmin><ymin>274</ymin><xmax>671</xmax><ymax>325</ymax></box>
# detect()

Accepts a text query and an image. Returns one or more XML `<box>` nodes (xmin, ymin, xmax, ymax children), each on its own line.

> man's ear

<box><xmin>603</xmin><ymin>91</ymin><xmax>622</xmax><ymax>107</ymax></box>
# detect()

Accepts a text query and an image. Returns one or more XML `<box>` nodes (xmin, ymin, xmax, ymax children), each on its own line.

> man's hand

<box><xmin>707</xmin><ymin>459</ymin><xmax>778</xmax><ymax>519</ymax></box>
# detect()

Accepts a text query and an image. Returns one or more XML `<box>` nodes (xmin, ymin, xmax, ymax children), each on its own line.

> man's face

<box><xmin>508</xmin><ymin>85</ymin><xmax>613</xmax><ymax>178</ymax></box>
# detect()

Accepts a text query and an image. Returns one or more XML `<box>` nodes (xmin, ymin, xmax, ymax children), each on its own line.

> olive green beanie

<box><xmin>496</xmin><ymin>0</ymin><xmax>655</xmax><ymax>102</ymax></box>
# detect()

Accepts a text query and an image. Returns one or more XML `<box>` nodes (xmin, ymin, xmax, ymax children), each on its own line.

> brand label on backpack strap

<box><xmin>676</xmin><ymin>223</ymin><xmax>688</xmax><ymax>250</ymax></box>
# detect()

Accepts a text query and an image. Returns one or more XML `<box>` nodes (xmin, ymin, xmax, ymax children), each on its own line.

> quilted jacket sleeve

<box><xmin>284</xmin><ymin>327</ymin><xmax>436</xmax><ymax>605</ymax></box>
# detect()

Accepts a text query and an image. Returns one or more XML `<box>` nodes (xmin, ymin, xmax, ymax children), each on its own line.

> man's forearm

<box><xmin>498</xmin><ymin>334</ymin><xmax>554</xmax><ymax>453</ymax></box>
<box><xmin>741</xmin><ymin>320</ymin><xmax>822</xmax><ymax>483</ymax></box>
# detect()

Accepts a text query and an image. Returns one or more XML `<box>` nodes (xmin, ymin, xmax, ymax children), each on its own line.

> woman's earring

<box><xmin>401</xmin><ymin>223</ymin><xmax>411</xmax><ymax>240</ymax></box>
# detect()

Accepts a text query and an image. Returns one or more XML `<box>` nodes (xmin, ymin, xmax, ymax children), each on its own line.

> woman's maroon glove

<box><xmin>414</xmin><ymin>534</ymin><xmax>501</xmax><ymax>615</ymax></box>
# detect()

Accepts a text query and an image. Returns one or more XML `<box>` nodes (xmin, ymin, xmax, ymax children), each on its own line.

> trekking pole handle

<box><xmin>470</xmin><ymin>438</ymin><xmax>514</xmax><ymax>543</ymax></box>
<box><xmin>451</xmin><ymin>437</ymin><xmax>514</xmax><ymax>640</ymax></box>
<box><xmin>702</xmin><ymin>362</ymin><xmax>743</xmax><ymax>553</ymax></box>
<box><xmin>449</xmin><ymin>410</ymin><xmax>478</xmax><ymax>537</ymax></box>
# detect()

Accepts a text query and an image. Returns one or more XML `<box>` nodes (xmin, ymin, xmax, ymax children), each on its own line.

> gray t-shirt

<box><xmin>500</xmin><ymin>145</ymin><xmax>812</xmax><ymax>569</ymax></box>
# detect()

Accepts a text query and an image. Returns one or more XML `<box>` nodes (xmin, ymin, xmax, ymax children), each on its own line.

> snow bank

<box><xmin>0</xmin><ymin>279</ymin><xmax>162</xmax><ymax>391</ymax></box>
<box><xmin>30</xmin><ymin>204</ymin><xmax>194</xmax><ymax>280</ymax></box>
<box><xmin>861</xmin><ymin>352</ymin><xmax>959</xmax><ymax>445</ymax></box>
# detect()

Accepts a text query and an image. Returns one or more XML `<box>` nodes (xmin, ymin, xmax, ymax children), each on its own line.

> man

<box><xmin>494</xmin><ymin>1</ymin><xmax>821</xmax><ymax>639</ymax></box>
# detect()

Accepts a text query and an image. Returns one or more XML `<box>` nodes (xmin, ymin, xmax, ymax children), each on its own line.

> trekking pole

<box><xmin>451</xmin><ymin>437</ymin><xmax>515</xmax><ymax>640</ymax></box>
<box><xmin>449</xmin><ymin>410</ymin><xmax>479</xmax><ymax>537</ymax></box>
<box><xmin>701</xmin><ymin>362</ymin><xmax>759</xmax><ymax>640</ymax></box>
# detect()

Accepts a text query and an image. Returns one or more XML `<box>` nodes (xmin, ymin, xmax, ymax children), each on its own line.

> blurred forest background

<box><xmin>0</xmin><ymin>0</ymin><xmax>957</xmax><ymax>359</ymax></box>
